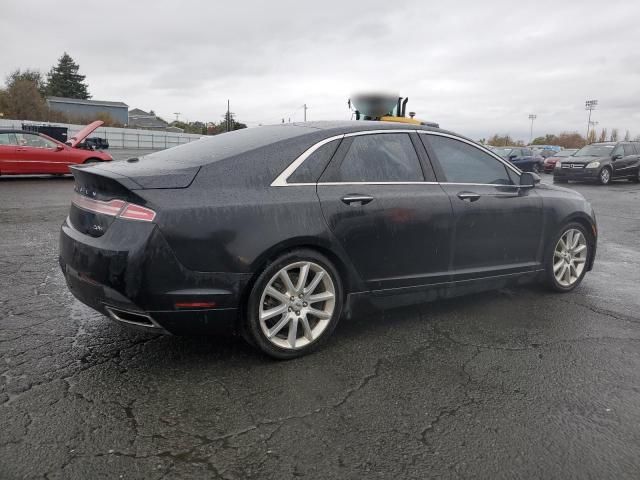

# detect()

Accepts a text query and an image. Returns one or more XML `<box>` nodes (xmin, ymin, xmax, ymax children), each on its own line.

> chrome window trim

<box><xmin>271</xmin><ymin>129</ymin><xmax>420</xmax><ymax>187</ymax></box>
<box><xmin>417</xmin><ymin>130</ymin><xmax>523</xmax><ymax>177</ymax></box>
<box><xmin>317</xmin><ymin>181</ymin><xmax>439</xmax><ymax>186</ymax></box>
<box><xmin>271</xmin><ymin>134</ymin><xmax>344</xmax><ymax>187</ymax></box>
<box><xmin>271</xmin><ymin>128</ymin><xmax>524</xmax><ymax>187</ymax></box>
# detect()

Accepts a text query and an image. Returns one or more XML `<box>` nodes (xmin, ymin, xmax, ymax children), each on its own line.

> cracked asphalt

<box><xmin>1</xmin><ymin>174</ymin><xmax>640</xmax><ymax>479</ymax></box>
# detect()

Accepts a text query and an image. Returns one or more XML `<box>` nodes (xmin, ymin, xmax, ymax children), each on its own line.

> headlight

<box><xmin>586</xmin><ymin>161</ymin><xmax>600</xmax><ymax>169</ymax></box>
<box><xmin>555</xmin><ymin>162</ymin><xmax>562</xmax><ymax>169</ymax></box>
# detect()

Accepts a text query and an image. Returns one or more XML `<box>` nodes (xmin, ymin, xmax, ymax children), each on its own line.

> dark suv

<box><xmin>553</xmin><ymin>142</ymin><xmax>640</xmax><ymax>185</ymax></box>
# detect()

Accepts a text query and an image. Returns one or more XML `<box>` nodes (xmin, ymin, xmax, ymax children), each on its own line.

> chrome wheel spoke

<box><xmin>308</xmin><ymin>291</ymin><xmax>334</xmax><ymax>303</ymax></box>
<box><xmin>304</xmin><ymin>271</ymin><xmax>324</xmax><ymax>295</ymax></box>
<box><xmin>300</xmin><ymin>316</ymin><xmax>314</xmax><ymax>341</ymax></box>
<box><xmin>261</xmin><ymin>304</ymin><xmax>288</xmax><ymax>321</ymax></box>
<box><xmin>279</xmin><ymin>269</ymin><xmax>296</xmax><ymax>294</ymax></box>
<box><xmin>268</xmin><ymin>315</ymin><xmax>290</xmax><ymax>338</ymax></box>
<box><xmin>553</xmin><ymin>259</ymin><xmax>564</xmax><ymax>273</ymax></box>
<box><xmin>573</xmin><ymin>257</ymin><xmax>586</xmax><ymax>264</ymax></box>
<box><xmin>574</xmin><ymin>244</ymin><xmax>587</xmax><ymax>254</ymax></box>
<box><xmin>308</xmin><ymin>307</ymin><xmax>331</xmax><ymax>319</ymax></box>
<box><xmin>296</xmin><ymin>263</ymin><xmax>310</xmax><ymax>292</ymax></box>
<box><xmin>266</xmin><ymin>286</ymin><xmax>289</xmax><ymax>304</ymax></box>
<box><xmin>287</xmin><ymin>316</ymin><xmax>299</xmax><ymax>348</ymax></box>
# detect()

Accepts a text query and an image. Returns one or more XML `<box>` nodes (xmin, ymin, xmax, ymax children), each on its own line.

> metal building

<box><xmin>46</xmin><ymin>97</ymin><xmax>129</xmax><ymax>125</ymax></box>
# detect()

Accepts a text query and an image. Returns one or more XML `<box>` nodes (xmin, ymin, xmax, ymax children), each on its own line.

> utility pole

<box><xmin>585</xmin><ymin>99</ymin><xmax>598</xmax><ymax>142</ymax></box>
<box><xmin>303</xmin><ymin>104</ymin><xmax>308</xmax><ymax>122</ymax></box>
<box><xmin>226</xmin><ymin>100</ymin><xmax>230</xmax><ymax>132</ymax></box>
<box><xmin>173</xmin><ymin>112</ymin><xmax>181</xmax><ymax>122</ymax></box>
<box><xmin>528</xmin><ymin>114</ymin><xmax>537</xmax><ymax>144</ymax></box>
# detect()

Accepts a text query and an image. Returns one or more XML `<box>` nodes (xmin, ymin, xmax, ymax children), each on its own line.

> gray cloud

<box><xmin>2</xmin><ymin>0</ymin><xmax>639</xmax><ymax>140</ymax></box>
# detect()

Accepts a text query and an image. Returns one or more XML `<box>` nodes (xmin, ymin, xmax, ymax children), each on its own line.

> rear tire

<box><xmin>84</xmin><ymin>158</ymin><xmax>100</xmax><ymax>164</ymax></box>
<box><xmin>598</xmin><ymin>167</ymin><xmax>611</xmax><ymax>185</ymax></box>
<box><xmin>544</xmin><ymin>222</ymin><xmax>591</xmax><ymax>292</ymax></box>
<box><xmin>245</xmin><ymin>249</ymin><xmax>343</xmax><ymax>359</ymax></box>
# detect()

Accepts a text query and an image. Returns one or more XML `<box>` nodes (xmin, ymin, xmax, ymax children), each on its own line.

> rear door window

<box><xmin>0</xmin><ymin>133</ymin><xmax>18</xmax><ymax>145</ymax></box>
<box><xmin>623</xmin><ymin>144</ymin><xmax>636</xmax><ymax>156</ymax></box>
<box><xmin>326</xmin><ymin>133</ymin><xmax>424</xmax><ymax>182</ymax></box>
<box><xmin>423</xmin><ymin>134</ymin><xmax>515</xmax><ymax>185</ymax></box>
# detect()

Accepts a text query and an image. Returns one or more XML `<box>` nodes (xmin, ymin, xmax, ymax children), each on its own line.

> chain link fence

<box><xmin>0</xmin><ymin>118</ymin><xmax>202</xmax><ymax>151</ymax></box>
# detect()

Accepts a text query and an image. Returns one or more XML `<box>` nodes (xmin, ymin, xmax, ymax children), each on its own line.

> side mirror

<box><xmin>520</xmin><ymin>171</ymin><xmax>540</xmax><ymax>187</ymax></box>
<box><xmin>508</xmin><ymin>154</ymin><xmax>517</xmax><ymax>160</ymax></box>
<box><xmin>612</xmin><ymin>153</ymin><xmax>623</xmax><ymax>160</ymax></box>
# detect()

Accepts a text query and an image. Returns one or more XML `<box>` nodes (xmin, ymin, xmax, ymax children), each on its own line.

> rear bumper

<box><xmin>59</xmin><ymin>217</ymin><xmax>251</xmax><ymax>335</ymax></box>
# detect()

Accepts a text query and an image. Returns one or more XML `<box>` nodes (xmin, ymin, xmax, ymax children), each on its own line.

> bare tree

<box><xmin>624</xmin><ymin>130</ymin><xmax>631</xmax><ymax>141</ymax></box>
<box><xmin>598</xmin><ymin>128</ymin><xmax>608</xmax><ymax>142</ymax></box>
<box><xmin>610</xmin><ymin>128</ymin><xmax>619</xmax><ymax>142</ymax></box>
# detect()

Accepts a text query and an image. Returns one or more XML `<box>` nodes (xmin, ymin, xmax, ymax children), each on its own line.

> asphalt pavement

<box><xmin>1</xmin><ymin>174</ymin><xmax>639</xmax><ymax>479</ymax></box>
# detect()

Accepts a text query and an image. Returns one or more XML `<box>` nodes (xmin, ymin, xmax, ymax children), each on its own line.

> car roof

<box><xmin>287</xmin><ymin>120</ymin><xmax>446</xmax><ymax>135</ymax></box>
<box><xmin>0</xmin><ymin>129</ymin><xmax>35</xmax><ymax>134</ymax></box>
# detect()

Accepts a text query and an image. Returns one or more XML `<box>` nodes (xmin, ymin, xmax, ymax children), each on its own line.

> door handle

<box><xmin>341</xmin><ymin>194</ymin><xmax>374</xmax><ymax>206</ymax></box>
<box><xmin>457</xmin><ymin>192</ymin><xmax>481</xmax><ymax>202</ymax></box>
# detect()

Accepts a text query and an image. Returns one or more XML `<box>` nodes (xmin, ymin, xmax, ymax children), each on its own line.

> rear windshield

<box><xmin>131</xmin><ymin>124</ymin><xmax>318</xmax><ymax>170</ymax></box>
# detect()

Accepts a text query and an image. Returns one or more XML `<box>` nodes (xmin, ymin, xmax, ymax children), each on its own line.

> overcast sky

<box><xmin>2</xmin><ymin>0</ymin><xmax>639</xmax><ymax>140</ymax></box>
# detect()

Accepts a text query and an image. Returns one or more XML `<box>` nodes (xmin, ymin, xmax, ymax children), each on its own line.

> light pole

<box><xmin>528</xmin><ymin>114</ymin><xmax>537</xmax><ymax>144</ymax></box>
<box><xmin>585</xmin><ymin>99</ymin><xmax>598</xmax><ymax>142</ymax></box>
<box><xmin>588</xmin><ymin>120</ymin><xmax>599</xmax><ymax>142</ymax></box>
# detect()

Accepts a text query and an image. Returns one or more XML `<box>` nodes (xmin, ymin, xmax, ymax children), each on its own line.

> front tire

<box><xmin>245</xmin><ymin>249</ymin><xmax>343</xmax><ymax>359</ymax></box>
<box><xmin>532</xmin><ymin>163</ymin><xmax>540</xmax><ymax>174</ymax></box>
<box><xmin>598</xmin><ymin>167</ymin><xmax>611</xmax><ymax>185</ymax></box>
<box><xmin>544</xmin><ymin>223</ymin><xmax>591</xmax><ymax>292</ymax></box>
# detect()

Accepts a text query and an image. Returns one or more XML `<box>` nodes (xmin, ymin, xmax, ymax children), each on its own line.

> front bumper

<box><xmin>553</xmin><ymin>167</ymin><xmax>599</xmax><ymax>181</ymax></box>
<box><xmin>59</xmin><ymin>217</ymin><xmax>251</xmax><ymax>335</ymax></box>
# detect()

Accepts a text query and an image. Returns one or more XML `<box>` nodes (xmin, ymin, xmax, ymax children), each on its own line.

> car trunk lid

<box><xmin>69</xmin><ymin>167</ymin><xmax>155</xmax><ymax>237</ymax></box>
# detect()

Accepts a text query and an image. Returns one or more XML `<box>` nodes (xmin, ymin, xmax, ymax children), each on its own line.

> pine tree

<box><xmin>46</xmin><ymin>52</ymin><xmax>90</xmax><ymax>99</ymax></box>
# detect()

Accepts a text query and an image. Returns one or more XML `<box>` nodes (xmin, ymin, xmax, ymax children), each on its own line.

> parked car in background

<box><xmin>0</xmin><ymin>121</ymin><xmax>112</xmax><ymax>175</ymax></box>
<box><xmin>530</xmin><ymin>145</ymin><xmax>562</xmax><ymax>158</ymax></box>
<box><xmin>553</xmin><ymin>142</ymin><xmax>640</xmax><ymax>185</ymax></box>
<box><xmin>543</xmin><ymin>149</ymin><xmax>578</xmax><ymax>173</ymax></box>
<box><xmin>493</xmin><ymin>146</ymin><xmax>544</xmax><ymax>172</ymax></box>
<box><xmin>59</xmin><ymin>121</ymin><xmax>597</xmax><ymax>358</ymax></box>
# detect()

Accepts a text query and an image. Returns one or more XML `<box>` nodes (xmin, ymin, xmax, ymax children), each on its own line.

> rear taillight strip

<box><xmin>72</xmin><ymin>192</ymin><xmax>156</xmax><ymax>222</ymax></box>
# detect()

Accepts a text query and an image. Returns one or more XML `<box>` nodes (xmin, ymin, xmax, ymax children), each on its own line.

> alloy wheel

<box><xmin>599</xmin><ymin>168</ymin><xmax>610</xmax><ymax>184</ymax></box>
<box><xmin>259</xmin><ymin>261</ymin><xmax>335</xmax><ymax>350</ymax></box>
<box><xmin>553</xmin><ymin>229</ymin><xmax>588</xmax><ymax>287</ymax></box>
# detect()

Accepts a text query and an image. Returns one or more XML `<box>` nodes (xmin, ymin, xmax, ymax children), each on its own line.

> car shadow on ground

<box><xmin>0</xmin><ymin>175</ymin><xmax>74</xmax><ymax>181</ymax></box>
<box><xmin>95</xmin><ymin>284</ymin><xmax>547</xmax><ymax>369</ymax></box>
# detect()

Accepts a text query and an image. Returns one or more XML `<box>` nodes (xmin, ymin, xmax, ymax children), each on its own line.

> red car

<box><xmin>0</xmin><ymin>121</ymin><xmax>112</xmax><ymax>175</ymax></box>
<box><xmin>543</xmin><ymin>149</ymin><xmax>578</xmax><ymax>173</ymax></box>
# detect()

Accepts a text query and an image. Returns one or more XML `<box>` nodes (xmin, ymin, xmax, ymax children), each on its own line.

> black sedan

<box><xmin>59</xmin><ymin>122</ymin><xmax>597</xmax><ymax>358</ymax></box>
<box><xmin>493</xmin><ymin>146</ymin><xmax>544</xmax><ymax>173</ymax></box>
